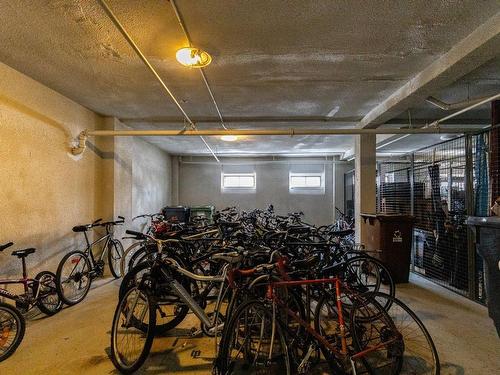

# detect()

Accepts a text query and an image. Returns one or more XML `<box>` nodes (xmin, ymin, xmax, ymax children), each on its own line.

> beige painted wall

<box><xmin>0</xmin><ymin>62</ymin><xmax>172</xmax><ymax>277</ymax></box>
<box><xmin>0</xmin><ymin>62</ymin><xmax>103</xmax><ymax>276</ymax></box>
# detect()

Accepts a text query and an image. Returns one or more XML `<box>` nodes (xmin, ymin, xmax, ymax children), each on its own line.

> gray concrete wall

<box><xmin>178</xmin><ymin>156</ymin><xmax>352</xmax><ymax>226</ymax></box>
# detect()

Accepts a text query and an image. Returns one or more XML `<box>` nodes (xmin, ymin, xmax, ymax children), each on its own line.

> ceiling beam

<box><xmin>358</xmin><ymin>11</ymin><xmax>500</xmax><ymax>129</ymax></box>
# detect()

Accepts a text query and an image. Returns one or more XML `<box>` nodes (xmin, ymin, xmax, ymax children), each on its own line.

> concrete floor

<box><xmin>0</xmin><ymin>274</ymin><xmax>499</xmax><ymax>374</ymax></box>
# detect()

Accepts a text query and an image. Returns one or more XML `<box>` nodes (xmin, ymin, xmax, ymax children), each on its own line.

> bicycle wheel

<box><xmin>0</xmin><ymin>302</ymin><xmax>25</xmax><ymax>362</ymax></box>
<box><xmin>363</xmin><ymin>292</ymin><xmax>440</xmax><ymax>375</ymax></box>
<box><xmin>35</xmin><ymin>271</ymin><xmax>63</xmax><ymax>315</ymax></box>
<box><xmin>108</xmin><ymin>239</ymin><xmax>125</xmax><ymax>278</ymax></box>
<box><xmin>342</xmin><ymin>256</ymin><xmax>395</xmax><ymax>310</ymax></box>
<box><xmin>215</xmin><ymin>299</ymin><xmax>291</xmax><ymax>375</ymax></box>
<box><xmin>120</xmin><ymin>262</ymin><xmax>190</xmax><ymax>334</ymax></box>
<box><xmin>111</xmin><ymin>287</ymin><xmax>156</xmax><ymax>373</ymax></box>
<box><xmin>350</xmin><ymin>294</ymin><xmax>404</xmax><ymax>375</ymax></box>
<box><xmin>56</xmin><ymin>251</ymin><xmax>92</xmax><ymax>306</ymax></box>
<box><xmin>120</xmin><ymin>241</ymin><xmax>144</xmax><ymax>276</ymax></box>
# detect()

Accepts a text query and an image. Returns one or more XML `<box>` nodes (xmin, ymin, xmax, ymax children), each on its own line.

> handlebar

<box><xmin>125</xmin><ymin>230</ymin><xmax>147</xmax><ymax>240</ymax></box>
<box><xmin>132</xmin><ymin>213</ymin><xmax>162</xmax><ymax>221</ymax></box>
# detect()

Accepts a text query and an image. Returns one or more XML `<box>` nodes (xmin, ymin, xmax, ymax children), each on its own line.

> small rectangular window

<box><xmin>221</xmin><ymin>172</ymin><xmax>256</xmax><ymax>190</ymax></box>
<box><xmin>289</xmin><ymin>172</ymin><xmax>324</xmax><ymax>194</ymax></box>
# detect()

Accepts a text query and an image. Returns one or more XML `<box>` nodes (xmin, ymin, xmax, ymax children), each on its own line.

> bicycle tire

<box><xmin>56</xmin><ymin>251</ymin><xmax>92</xmax><ymax>306</ymax></box>
<box><xmin>342</xmin><ymin>256</ymin><xmax>395</xmax><ymax>310</ymax></box>
<box><xmin>35</xmin><ymin>271</ymin><xmax>63</xmax><ymax>315</ymax></box>
<box><xmin>108</xmin><ymin>239</ymin><xmax>124</xmax><ymax>278</ymax></box>
<box><xmin>350</xmin><ymin>294</ymin><xmax>404</xmax><ymax>375</ymax></box>
<box><xmin>361</xmin><ymin>292</ymin><xmax>440</xmax><ymax>375</ymax></box>
<box><xmin>215</xmin><ymin>299</ymin><xmax>291</xmax><ymax>375</ymax></box>
<box><xmin>0</xmin><ymin>302</ymin><xmax>25</xmax><ymax>362</ymax></box>
<box><xmin>110</xmin><ymin>287</ymin><xmax>156</xmax><ymax>373</ymax></box>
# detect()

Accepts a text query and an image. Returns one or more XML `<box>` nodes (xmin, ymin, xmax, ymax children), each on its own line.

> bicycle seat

<box><xmin>72</xmin><ymin>225</ymin><xmax>88</xmax><ymax>232</ymax></box>
<box><xmin>11</xmin><ymin>248</ymin><xmax>36</xmax><ymax>258</ymax></box>
<box><xmin>0</xmin><ymin>242</ymin><xmax>14</xmax><ymax>252</ymax></box>
<box><xmin>287</xmin><ymin>225</ymin><xmax>311</xmax><ymax>234</ymax></box>
<box><xmin>218</xmin><ymin>221</ymin><xmax>241</xmax><ymax>228</ymax></box>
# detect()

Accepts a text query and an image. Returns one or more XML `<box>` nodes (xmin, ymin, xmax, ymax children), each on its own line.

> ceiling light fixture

<box><xmin>176</xmin><ymin>47</ymin><xmax>212</xmax><ymax>68</ymax></box>
<box><xmin>221</xmin><ymin>135</ymin><xmax>238</xmax><ymax>142</ymax></box>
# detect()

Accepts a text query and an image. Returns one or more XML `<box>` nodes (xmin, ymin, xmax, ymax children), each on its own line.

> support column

<box><xmin>490</xmin><ymin>100</ymin><xmax>500</xmax><ymax>203</ymax></box>
<box><xmin>171</xmin><ymin>156</ymin><xmax>180</xmax><ymax>205</ymax></box>
<box><xmin>354</xmin><ymin>134</ymin><xmax>377</xmax><ymax>243</ymax></box>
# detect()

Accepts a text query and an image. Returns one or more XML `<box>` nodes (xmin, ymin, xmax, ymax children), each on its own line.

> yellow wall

<box><xmin>0</xmin><ymin>62</ymin><xmax>171</xmax><ymax>277</ymax></box>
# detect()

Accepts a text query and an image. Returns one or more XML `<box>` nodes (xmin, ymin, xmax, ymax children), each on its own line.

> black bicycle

<box><xmin>56</xmin><ymin>217</ymin><xmax>125</xmax><ymax>305</ymax></box>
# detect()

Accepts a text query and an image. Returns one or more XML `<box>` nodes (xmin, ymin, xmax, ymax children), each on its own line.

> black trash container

<box><xmin>161</xmin><ymin>206</ymin><xmax>190</xmax><ymax>223</ymax></box>
<box><xmin>361</xmin><ymin>214</ymin><xmax>415</xmax><ymax>283</ymax></box>
<box><xmin>466</xmin><ymin>216</ymin><xmax>500</xmax><ymax>337</ymax></box>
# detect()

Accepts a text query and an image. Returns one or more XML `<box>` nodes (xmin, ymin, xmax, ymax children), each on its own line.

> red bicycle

<box><xmin>216</xmin><ymin>256</ymin><xmax>439</xmax><ymax>375</ymax></box>
<box><xmin>0</xmin><ymin>242</ymin><xmax>62</xmax><ymax>316</ymax></box>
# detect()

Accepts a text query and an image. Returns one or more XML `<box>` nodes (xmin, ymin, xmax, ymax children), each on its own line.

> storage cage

<box><xmin>371</xmin><ymin>127</ymin><xmax>499</xmax><ymax>305</ymax></box>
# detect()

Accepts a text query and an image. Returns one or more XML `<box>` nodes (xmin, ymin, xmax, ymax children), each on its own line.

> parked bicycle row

<box><xmin>0</xmin><ymin>216</ymin><xmax>125</xmax><ymax>362</ymax></box>
<box><xmin>110</xmin><ymin>206</ymin><xmax>439</xmax><ymax>374</ymax></box>
<box><xmin>1</xmin><ymin>205</ymin><xmax>438</xmax><ymax>374</ymax></box>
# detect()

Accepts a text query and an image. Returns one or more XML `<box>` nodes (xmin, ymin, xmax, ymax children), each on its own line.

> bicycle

<box><xmin>56</xmin><ymin>216</ymin><xmax>125</xmax><ymax>306</ymax></box>
<box><xmin>215</xmin><ymin>265</ymin><xmax>439</xmax><ymax>374</ymax></box>
<box><xmin>0</xmin><ymin>242</ymin><xmax>62</xmax><ymax>316</ymax></box>
<box><xmin>111</xmin><ymin>230</ymin><xmax>242</xmax><ymax>374</ymax></box>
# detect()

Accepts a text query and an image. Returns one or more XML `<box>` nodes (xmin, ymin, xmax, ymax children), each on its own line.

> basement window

<box><xmin>289</xmin><ymin>172</ymin><xmax>324</xmax><ymax>194</ymax></box>
<box><xmin>221</xmin><ymin>172</ymin><xmax>256</xmax><ymax>191</ymax></box>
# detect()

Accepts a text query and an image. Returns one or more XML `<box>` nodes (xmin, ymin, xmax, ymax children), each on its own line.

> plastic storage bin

<box><xmin>190</xmin><ymin>206</ymin><xmax>215</xmax><ymax>224</ymax></box>
<box><xmin>161</xmin><ymin>206</ymin><xmax>190</xmax><ymax>223</ymax></box>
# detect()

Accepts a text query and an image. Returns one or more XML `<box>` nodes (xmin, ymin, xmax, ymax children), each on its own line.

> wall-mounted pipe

<box><xmin>71</xmin><ymin>131</ymin><xmax>88</xmax><ymax>155</ymax></box>
<box><xmin>85</xmin><ymin>127</ymin><xmax>471</xmax><ymax>137</ymax></box>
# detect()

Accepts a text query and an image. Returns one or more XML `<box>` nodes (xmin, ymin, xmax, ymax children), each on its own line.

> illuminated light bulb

<box><xmin>176</xmin><ymin>47</ymin><xmax>212</xmax><ymax>68</ymax></box>
<box><xmin>221</xmin><ymin>135</ymin><xmax>238</xmax><ymax>142</ymax></box>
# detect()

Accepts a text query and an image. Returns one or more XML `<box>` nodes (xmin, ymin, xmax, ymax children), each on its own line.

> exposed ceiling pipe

<box><xmin>427</xmin><ymin>92</ymin><xmax>500</xmax><ymax>127</ymax></box>
<box><xmin>375</xmin><ymin>134</ymin><xmax>412</xmax><ymax>150</ymax></box>
<box><xmin>169</xmin><ymin>0</ymin><xmax>228</xmax><ymax>131</ymax></box>
<box><xmin>86</xmin><ymin>127</ymin><xmax>471</xmax><ymax>137</ymax></box>
<box><xmin>426</xmin><ymin>94</ymin><xmax>500</xmax><ymax>111</ymax></box>
<box><xmin>120</xmin><ymin>115</ymin><xmax>363</xmax><ymax>124</ymax></box>
<box><xmin>96</xmin><ymin>0</ymin><xmax>219</xmax><ymax>162</ymax></box>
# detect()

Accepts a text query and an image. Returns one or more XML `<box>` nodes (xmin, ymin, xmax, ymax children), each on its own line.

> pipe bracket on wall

<box><xmin>71</xmin><ymin>131</ymin><xmax>88</xmax><ymax>155</ymax></box>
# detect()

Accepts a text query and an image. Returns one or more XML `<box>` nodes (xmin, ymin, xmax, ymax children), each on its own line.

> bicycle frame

<box><xmin>266</xmin><ymin>277</ymin><xmax>399</xmax><ymax>374</ymax></box>
<box><xmin>0</xmin><ymin>265</ymin><xmax>42</xmax><ymax>308</ymax></box>
<box><xmin>80</xmin><ymin>226</ymin><xmax>113</xmax><ymax>268</ymax></box>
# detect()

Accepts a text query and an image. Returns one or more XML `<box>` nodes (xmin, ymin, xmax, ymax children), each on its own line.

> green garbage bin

<box><xmin>190</xmin><ymin>206</ymin><xmax>215</xmax><ymax>224</ymax></box>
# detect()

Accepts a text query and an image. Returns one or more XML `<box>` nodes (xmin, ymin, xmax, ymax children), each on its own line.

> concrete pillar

<box><xmin>490</xmin><ymin>100</ymin><xmax>500</xmax><ymax>203</ymax></box>
<box><xmin>354</xmin><ymin>134</ymin><xmax>377</xmax><ymax>243</ymax></box>
<box><xmin>171</xmin><ymin>156</ymin><xmax>180</xmax><ymax>205</ymax></box>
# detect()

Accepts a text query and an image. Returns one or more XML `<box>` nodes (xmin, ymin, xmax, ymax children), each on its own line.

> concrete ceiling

<box><xmin>0</xmin><ymin>0</ymin><xmax>499</xmax><ymax>156</ymax></box>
